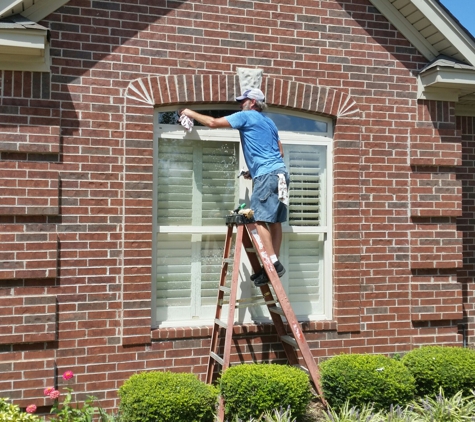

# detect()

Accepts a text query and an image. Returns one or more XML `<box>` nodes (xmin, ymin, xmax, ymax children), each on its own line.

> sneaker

<box><xmin>250</xmin><ymin>267</ymin><xmax>264</xmax><ymax>281</ymax></box>
<box><xmin>253</xmin><ymin>261</ymin><xmax>286</xmax><ymax>287</ymax></box>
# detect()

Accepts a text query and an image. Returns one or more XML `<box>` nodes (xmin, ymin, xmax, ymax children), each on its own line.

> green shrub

<box><xmin>219</xmin><ymin>363</ymin><xmax>312</xmax><ymax>421</ymax></box>
<box><xmin>319</xmin><ymin>354</ymin><xmax>416</xmax><ymax>410</ymax></box>
<box><xmin>401</xmin><ymin>345</ymin><xmax>475</xmax><ymax>398</ymax></box>
<box><xmin>117</xmin><ymin>371</ymin><xmax>218</xmax><ymax>422</ymax></box>
<box><xmin>0</xmin><ymin>398</ymin><xmax>41</xmax><ymax>421</ymax></box>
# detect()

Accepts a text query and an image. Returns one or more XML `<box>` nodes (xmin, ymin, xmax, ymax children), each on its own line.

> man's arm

<box><xmin>181</xmin><ymin>109</ymin><xmax>231</xmax><ymax>129</ymax></box>
<box><xmin>278</xmin><ymin>140</ymin><xmax>284</xmax><ymax>158</ymax></box>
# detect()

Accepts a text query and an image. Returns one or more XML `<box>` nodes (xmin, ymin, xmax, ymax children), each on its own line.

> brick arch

<box><xmin>125</xmin><ymin>74</ymin><xmax>360</xmax><ymax>118</ymax></box>
<box><xmin>121</xmin><ymin>74</ymin><xmax>363</xmax><ymax>345</ymax></box>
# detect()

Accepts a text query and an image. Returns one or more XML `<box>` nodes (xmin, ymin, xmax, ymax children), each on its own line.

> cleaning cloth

<box><xmin>278</xmin><ymin>174</ymin><xmax>289</xmax><ymax>206</ymax></box>
<box><xmin>179</xmin><ymin>114</ymin><xmax>194</xmax><ymax>132</ymax></box>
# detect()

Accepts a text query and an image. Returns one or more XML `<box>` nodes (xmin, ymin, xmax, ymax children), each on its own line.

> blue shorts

<box><xmin>251</xmin><ymin>168</ymin><xmax>290</xmax><ymax>223</ymax></box>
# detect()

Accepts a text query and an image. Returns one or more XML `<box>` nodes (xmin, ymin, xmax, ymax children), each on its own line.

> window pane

<box><xmin>200</xmin><ymin>235</ymin><xmax>225</xmax><ymax>307</ymax></box>
<box><xmin>157</xmin><ymin>138</ymin><xmax>239</xmax><ymax>226</ymax></box>
<box><xmin>156</xmin><ymin>233</ymin><xmax>226</xmax><ymax>323</ymax></box>
<box><xmin>156</xmin><ymin>234</ymin><xmax>192</xmax><ymax>308</ymax></box>
<box><xmin>158</xmin><ymin>110</ymin><xmax>328</xmax><ymax>133</ymax></box>
<box><xmin>264</xmin><ymin>112</ymin><xmax>328</xmax><ymax>133</ymax></box>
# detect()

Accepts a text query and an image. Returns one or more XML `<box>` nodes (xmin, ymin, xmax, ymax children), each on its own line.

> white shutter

<box><xmin>287</xmin><ymin>145</ymin><xmax>325</xmax><ymax>227</ymax></box>
<box><xmin>287</xmin><ymin>233</ymin><xmax>325</xmax><ymax>317</ymax></box>
<box><xmin>156</xmin><ymin>234</ymin><xmax>193</xmax><ymax>321</ymax></box>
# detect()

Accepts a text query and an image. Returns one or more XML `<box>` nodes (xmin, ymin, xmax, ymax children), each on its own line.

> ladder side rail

<box><xmin>244</xmin><ymin>222</ymin><xmax>326</xmax><ymax>402</ymax></box>
<box><xmin>216</xmin><ymin>224</ymin><xmax>245</xmax><ymax>422</ymax></box>
<box><xmin>221</xmin><ymin>224</ymin><xmax>244</xmax><ymax>372</ymax></box>
<box><xmin>206</xmin><ymin>224</ymin><xmax>234</xmax><ymax>384</ymax></box>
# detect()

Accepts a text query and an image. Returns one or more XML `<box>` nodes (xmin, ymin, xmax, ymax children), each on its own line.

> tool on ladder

<box><xmin>206</xmin><ymin>206</ymin><xmax>326</xmax><ymax>421</ymax></box>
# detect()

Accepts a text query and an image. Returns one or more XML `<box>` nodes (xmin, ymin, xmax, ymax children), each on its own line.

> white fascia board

<box><xmin>418</xmin><ymin>68</ymin><xmax>475</xmax><ymax>100</ymax></box>
<box><xmin>0</xmin><ymin>28</ymin><xmax>47</xmax><ymax>55</ymax></box>
<box><xmin>21</xmin><ymin>0</ymin><xmax>70</xmax><ymax>22</ymax></box>
<box><xmin>368</xmin><ymin>0</ymin><xmax>438</xmax><ymax>61</ymax></box>
<box><xmin>421</xmin><ymin>67</ymin><xmax>475</xmax><ymax>87</ymax></box>
<box><xmin>0</xmin><ymin>28</ymin><xmax>50</xmax><ymax>71</ymax></box>
<box><xmin>412</xmin><ymin>0</ymin><xmax>475</xmax><ymax>66</ymax></box>
<box><xmin>0</xmin><ymin>49</ymin><xmax>50</xmax><ymax>71</ymax></box>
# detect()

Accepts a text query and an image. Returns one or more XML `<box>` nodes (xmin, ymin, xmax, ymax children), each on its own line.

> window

<box><xmin>152</xmin><ymin>106</ymin><xmax>333</xmax><ymax>327</ymax></box>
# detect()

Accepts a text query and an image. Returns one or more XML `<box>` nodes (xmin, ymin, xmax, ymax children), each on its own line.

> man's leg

<box><xmin>253</xmin><ymin>221</ymin><xmax>285</xmax><ymax>285</ymax></box>
<box><xmin>255</xmin><ymin>221</ymin><xmax>276</xmax><ymax>257</ymax></box>
<box><xmin>269</xmin><ymin>222</ymin><xmax>282</xmax><ymax>257</ymax></box>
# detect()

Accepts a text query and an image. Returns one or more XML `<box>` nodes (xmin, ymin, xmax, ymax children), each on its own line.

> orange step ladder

<box><xmin>206</xmin><ymin>213</ymin><xmax>326</xmax><ymax>421</ymax></box>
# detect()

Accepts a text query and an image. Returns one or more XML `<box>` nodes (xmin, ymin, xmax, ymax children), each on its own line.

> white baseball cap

<box><xmin>236</xmin><ymin>88</ymin><xmax>265</xmax><ymax>102</ymax></box>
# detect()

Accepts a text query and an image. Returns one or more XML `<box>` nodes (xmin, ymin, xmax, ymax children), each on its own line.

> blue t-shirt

<box><xmin>225</xmin><ymin>110</ymin><xmax>285</xmax><ymax>178</ymax></box>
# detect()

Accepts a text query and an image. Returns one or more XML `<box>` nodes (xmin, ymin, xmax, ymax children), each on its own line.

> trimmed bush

<box><xmin>401</xmin><ymin>345</ymin><xmax>475</xmax><ymax>398</ymax></box>
<box><xmin>118</xmin><ymin>371</ymin><xmax>218</xmax><ymax>422</ymax></box>
<box><xmin>319</xmin><ymin>353</ymin><xmax>416</xmax><ymax>410</ymax></box>
<box><xmin>0</xmin><ymin>398</ymin><xmax>40</xmax><ymax>421</ymax></box>
<box><xmin>219</xmin><ymin>363</ymin><xmax>312</xmax><ymax>421</ymax></box>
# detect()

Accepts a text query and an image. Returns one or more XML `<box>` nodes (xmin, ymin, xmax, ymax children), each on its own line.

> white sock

<box><xmin>270</xmin><ymin>255</ymin><xmax>278</xmax><ymax>263</ymax></box>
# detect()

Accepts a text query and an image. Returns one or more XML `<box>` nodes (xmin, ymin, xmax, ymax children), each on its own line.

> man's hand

<box><xmin>180</xmin><ymin>108</ymin><xmax>193</xmax><ymax>118</ymax></box>
<box><xmin>179</xmin><ymin>109</ymin><xmax>231</xmax><ymax>129</ymax></box>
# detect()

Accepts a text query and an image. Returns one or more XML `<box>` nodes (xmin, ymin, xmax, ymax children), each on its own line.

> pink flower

<box><xmin>62</xmin><ymin>370</ymin><xmax>74</xmax><ymax>380</ymax></box>
<box><xmin>26</xmin><ymin>404</ymin><xmax>37</xmax><ymax>413</ymax></box>
<box><xmin>49</xmin><ymin>389</ymin><xmax>60</xmax><ymax>400</ymax></box>
<box><xmin>44</xmin><ymin>387</ymin><xmax>54</xmax><ymax>396</ymax></box>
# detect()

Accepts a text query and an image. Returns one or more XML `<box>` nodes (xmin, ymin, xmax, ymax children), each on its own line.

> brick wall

<box><xmin>0</xmin><ymin>0</ymin><xmax>469</xmax><ymax>411</ymax></box>
<box><xmin>457</xmin><ymin>116</ymin><xmax>475</xmax><ymax>346</ymax></box>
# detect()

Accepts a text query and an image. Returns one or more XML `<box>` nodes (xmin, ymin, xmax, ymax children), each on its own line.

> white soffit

<box><xmin>369</xmin><ymin>0</ymin><xmax>475</xmax><ymax>67</ymax></box>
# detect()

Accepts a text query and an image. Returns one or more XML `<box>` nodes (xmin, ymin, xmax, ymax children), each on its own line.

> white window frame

<box><xmin>152</xmin><ymin>105</ymin><xmax>333</xmax><ymax>328</ymax></box>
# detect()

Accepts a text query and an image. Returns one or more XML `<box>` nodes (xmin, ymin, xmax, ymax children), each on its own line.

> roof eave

<box><xmin>21</xmin><ymin>0</ymin><xmax>69</xmax><ymax>22</ymax></box>
<box><xmin>418</xmin><ymin>67</ymin><xmax>475</xmax><ymax>103</ymax></box>
<box><xmin>369</xmin><ymin>0</ymin><xmax>475</xmax><ymax>67</ymax></box>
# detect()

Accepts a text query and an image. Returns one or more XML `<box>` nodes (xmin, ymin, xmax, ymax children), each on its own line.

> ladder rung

<box><xmin>293</xmin><ymin>364</ymin><xmax>309</xmax><ymax>375</ymax></box>
<box><xmin>245</xmin><ymin>247</ymin><xmax>256</xmax><ymax>253</ymax></box>
<box><xmin>223</xmin><ymin>258</ymin><xmax>234</xmax><ymax>264</ymax></box>
<box><xmin>214</xmin><ymin>318</ymin><xmax>227</xmax><ymax>329</ymax></box>
<box><xmin>268</xmin><ymin>305</ymin><xmax>285</xmax><ymax>316</ymax></box>
<box><xmin>281</xmin><ymin>335</ymin><xmax>298</xmax><ymax>349</ymax></box>
<box><xmin>219</xmin><ymin>286</ymin><xmax>231</xmax><ymax>294</ymax></box>
<box><xmin>210</xmin><ymin>352</ymin><xmax>224</xmax><ymax>366</ymax></box>
<box><xmin>220</xmin><ymin>298</ymin><xmax>273</xmax><ymax>309</ymax></box>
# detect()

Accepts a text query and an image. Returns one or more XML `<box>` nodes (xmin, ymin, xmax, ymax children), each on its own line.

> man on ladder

<box><xmin>180</xmin><ymin>88</ymin><xmax>290</xmax><ymax>286</ymax></box>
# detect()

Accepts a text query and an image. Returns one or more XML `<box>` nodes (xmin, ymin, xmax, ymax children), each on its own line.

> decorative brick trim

<box><xmin>411</xmin><ymin>281</ymin><xmax>463</xmax><ymax>321</ymax></box>
<box><xmin>410</xmin><ymin>219</ymin><xmax>462</xmax><ymax>269</ymax></box>
<box><xmin>0</xmin><ymin>164</ymin><xmax>60</xmax><ymax>216</ymax></box>
<box><xmin>0</xmin><ymin>231</ymin><xmax>58</xmax><ymax>280</ymax></box>
<box><xmin>0</xmin><ymin>71</ymin><xmax>59</xmax><ymax>154</ymax></box>
<box><xmin>410</xmin><ymin>167</ymin><xmax>462</xmax><ymax>217</ymax></box>
<box><xmin>2</xmin><ymin>356</ymin><xmax>55</xmax><ymax>407</ymax></box>
<box><xmin>0</xmin><ymin>294</ymin><xmax>57</xmax><ymax>344</ymax></box>
<box><xmin>411</xmin><ymin>100</ymin><xmax>461</xmax><ymax>167</ymax></box>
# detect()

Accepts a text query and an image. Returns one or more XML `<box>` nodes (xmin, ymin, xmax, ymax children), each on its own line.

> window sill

<box><xmin>151</xmin><ymin>320</ymin><xmax>337</xmax><ymax>341</ymax></box>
